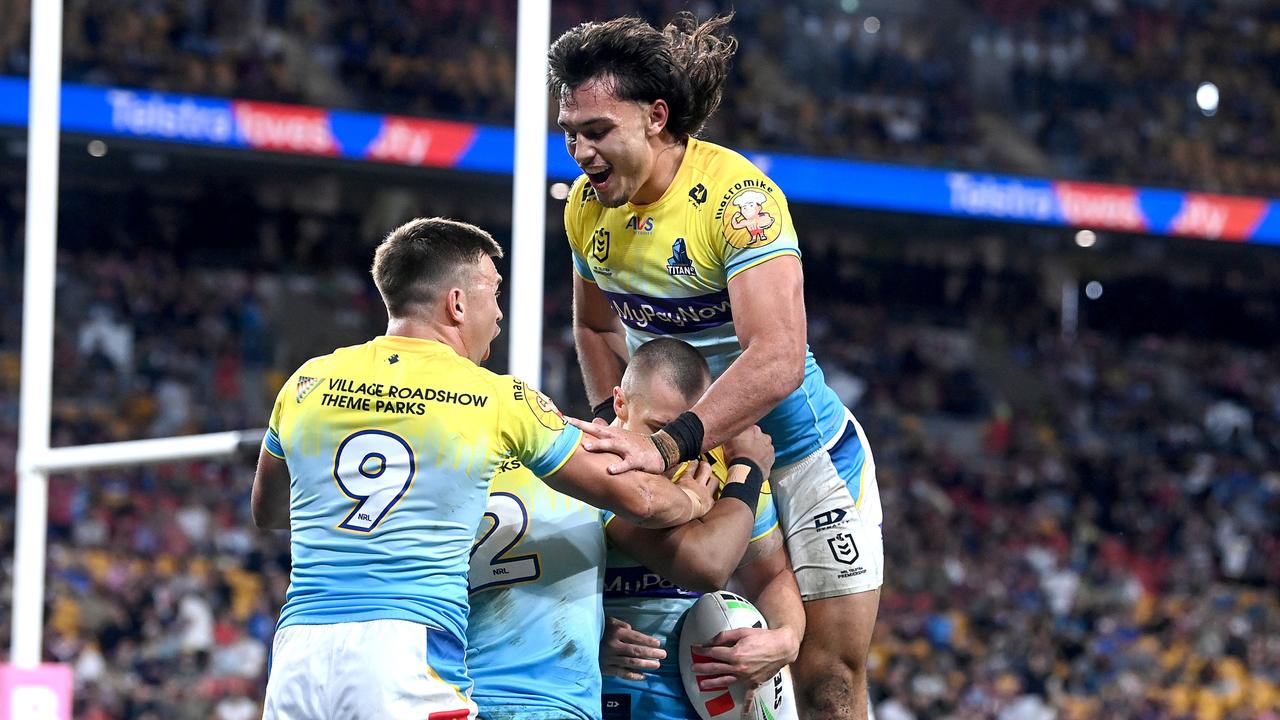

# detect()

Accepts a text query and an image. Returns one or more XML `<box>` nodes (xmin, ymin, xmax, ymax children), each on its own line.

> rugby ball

<box><xmin>678</xmin><ymin>591</ymin><xmax>799</xmax><ymax>720</ymax></box>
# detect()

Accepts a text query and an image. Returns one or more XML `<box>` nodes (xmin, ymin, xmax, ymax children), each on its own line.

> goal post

<box><xmin>25</xmin><ymin>430</ymin><xmax>267</xmax><ymax>475</ymax></box>
<box><xmin>11</xmin><ymin>0</ymin><xmax>555</xmax><ymax>677</ymax></box>
<box><xmin>12</xmin><ymin>0</ymin><xmax>65</xmax><ymax>671</ymax></box>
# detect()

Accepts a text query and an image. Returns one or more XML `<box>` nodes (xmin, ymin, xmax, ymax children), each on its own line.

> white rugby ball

<box><xmin>678</xmin><ymin>591</ymin><xmax>799</xmax><ymax>720</ymax></box>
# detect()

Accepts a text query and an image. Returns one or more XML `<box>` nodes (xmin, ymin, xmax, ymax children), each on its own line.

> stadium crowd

<box><xmin>1</xmin><ymin>0</ymin><xmax>1278</xmax><ymax>195</ymax></box>
<box><xmin>0</xmin><ymin>176</ymin><xmax>1278</xmax><ymax>717</ymax></box>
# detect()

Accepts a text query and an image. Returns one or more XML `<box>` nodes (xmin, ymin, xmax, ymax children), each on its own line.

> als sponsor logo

<box><xmin>625</xmin><ymin>215</ymin><xmax>655</xmax><ymax>233</ymax></box>
<box><xmin>828</xmin><ymin>532</ymin><xmax>859</xmax><ymax>565</ymax></box>
<box><xmin>666</xmin><ymin>237</ymin><xmax>697</xmax><ymax>277</ymax></box>
<box><xmin>813</xmin><ymin>507</ymin><xmax>848</xmax><ymax>530</ymax></box>
<box><xmin>591</xmin><ymin>227</ymin><xmax>611</xmax><ymax>262</ymax></box>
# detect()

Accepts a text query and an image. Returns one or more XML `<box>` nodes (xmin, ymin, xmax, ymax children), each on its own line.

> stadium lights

<box><xmin>864</xmin><ymin>16</ymin><xmax>881</xmax><ymax>34</ymax></box>
<box><xmin>1085</xmin><ymin>281</ymin><xmax>1104</xmax><ymax>300</ymax></box>
<box><xmin>841</xmin><ymin>0</ymin><xmax>859</xmax><ymax>12</ymax></box>
<box><xmin>87</xmin><ymin>139</ymin><xmax>106</xmax><ymax>157</ymax></box>
<box><xmin>1196</xmin><ymin>82</ymin><xmax>1219</xmax><ymax>116</ymax></box>
<box><xmin>1075</xmin><ymin>229</ymin><xmax>1097</xmax><ymax>248</ymax></box>
<box><xmin>549</xmin><ymin>182</ymin><xmax>570</xmax><ymax>200</ymax></box>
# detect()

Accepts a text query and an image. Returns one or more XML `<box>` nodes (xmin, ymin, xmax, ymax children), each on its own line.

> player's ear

<box><xmin>446</xmin><ymin>287</ymin><xmax>465</xmax><ymax>323</ymax></box>
<box><xmin>612</xmin><ymin>386</ymin><xmax>627</xmax><ymax>425</ymax></box>
<box><xmin>646</xmin><ymin>99</ymin><xmax>668</xmax><ymax>138</ymax></box>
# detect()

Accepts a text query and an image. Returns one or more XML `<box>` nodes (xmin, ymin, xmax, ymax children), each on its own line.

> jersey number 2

<box><xmin>333</xmin><ymin>430</ymin><xmax>415</xmax><ymax>532</ymax></box>
<box><xmin>469</xmin><ymin>492</ymin><xmax>540</xmax><ymax>592</ymax></box>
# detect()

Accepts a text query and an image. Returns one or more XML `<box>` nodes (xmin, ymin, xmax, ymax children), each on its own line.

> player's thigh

<box><xmin>770</xmin><ymin>418</ymin><xmax>884</xmax><ymax>603</ymax></box>
<box><xmin>263</xmin><ymin>624</ymin><xmax>329</xmax><ymax>720</ymax></box>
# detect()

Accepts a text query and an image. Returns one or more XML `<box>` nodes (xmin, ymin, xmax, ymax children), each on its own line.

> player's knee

<box><xmin>798</xmin><ymin>668</ymin><xmax>856</xmax><ymax>715</ymax></box>
<box><xmin>795</xmin><ymin>652</ymin><xmax>867</xmax><ymax>714</ymax></box>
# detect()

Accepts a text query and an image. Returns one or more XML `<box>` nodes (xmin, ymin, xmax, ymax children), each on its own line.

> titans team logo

<box><xmin>666</xmin><ymin>237</ymin><xmax>697</xmax><ymax>277</ymax></box>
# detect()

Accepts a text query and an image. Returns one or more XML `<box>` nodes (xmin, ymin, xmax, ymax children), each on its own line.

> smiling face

<box><xmin>558</xmin><ymin>76</ymin><xmax>667</xmax><ymax>208</ymax></box>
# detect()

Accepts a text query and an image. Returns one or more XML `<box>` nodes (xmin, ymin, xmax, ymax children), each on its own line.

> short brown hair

<box><xmin>371</xmin><ymin>218</ymin><xmax>503</xmax><ymax>318</ymax></box>
<box><xmin>623</xmin><ymin>337</ymin><xmax>712</xmax><ymax>403</ymax></box>
<box><xmin>548</xmin><ymin>13</ymin><xmax>737</xmax><ymax>141</ymax></box>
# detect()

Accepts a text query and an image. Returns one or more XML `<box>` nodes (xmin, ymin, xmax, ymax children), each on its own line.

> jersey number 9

<box><xmin>332</xmin><ymin>429</ymin><xmax>416</xmax><ymax>532</ymax></box>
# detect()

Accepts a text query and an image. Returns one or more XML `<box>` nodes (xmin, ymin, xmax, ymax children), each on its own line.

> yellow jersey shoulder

<box><xmin>689</xmin><ymin>139</ymin><xmax>793</xmax><ymax>253</ymax></box>
<box><xmin>565</xmin><ymin>174</ymin><xmax>605</xmax><ymax>245</ymax></box>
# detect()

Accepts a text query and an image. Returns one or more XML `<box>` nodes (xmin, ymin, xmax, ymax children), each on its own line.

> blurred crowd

<box><xmin>1</xmin><ymin>174</ymin><xmax>1279</xmax><ymax>718</ymax></box>
<box><xmin>1</xmin><ymin>0</ymin><xmax>1278</xmax><ymax>195</ymax></box>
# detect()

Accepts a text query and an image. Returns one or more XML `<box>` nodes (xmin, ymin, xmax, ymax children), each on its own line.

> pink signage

<box><xmin>0</xmin><ymin>664</ymin><xmax>72</xmax><ymax>720</ymax></box>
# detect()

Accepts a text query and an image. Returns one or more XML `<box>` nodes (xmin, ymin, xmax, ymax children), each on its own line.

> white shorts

<box><xmin>262</xmin><ymin>619</ymin><xmax>478</xmax><ymax>720</ymax></box>
<box><xmin>770</xmin><ymin>410</ymin><xmax>884</xmax><ymax>601</ymax></box>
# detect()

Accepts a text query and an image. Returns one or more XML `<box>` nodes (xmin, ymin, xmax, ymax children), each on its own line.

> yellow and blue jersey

<box><xmin>600</xmin><ymin>449</ymin><xmax>778</xmax><ymax>720</ymax></box>
<box><xmin>264</xmin><ymin>335</ymin><xmax>581</xmax><ymax>644</ymax></box>
<box><xmin>466</xmin><ymin>461</ymin><xmax>607</xmax><ymax>720</ymax></box>
<box><xmin>566</xmin><ymin>138</ymin><xmax>845</xmax><ymax>465</ymax></box>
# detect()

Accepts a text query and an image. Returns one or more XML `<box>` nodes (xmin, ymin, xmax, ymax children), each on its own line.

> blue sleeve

<box><xmin>750</xmin><ymin>487</ymin><xmax>780</xmax><ymax>543</ymax></box>
<box><xmin>524</xmin><ymin>424</ymin><xmax>583</xmax><ymax>478</ymax></box>
<box><xmin>263</xmin><ymin>427</ymin><xmax>285</xmax><ymax>459</ymax></box>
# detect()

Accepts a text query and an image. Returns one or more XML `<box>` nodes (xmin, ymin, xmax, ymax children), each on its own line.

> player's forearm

<box><xmin>608</xmin><ymin>496</ymin><xmax>752</xmax><ymax>591</ymax></box>
<box><xmin>733</xmin><ymin>564</ymin><xmax>805</xmax><ymax>662</ymax></box>
<box><xmin>655</xmin><ymin>502</ymin><xmax>754</xmax><ymax>590</ymax></box>
<box><xmin>573</xmin><ymin>323</ymin><xmax>628</xmax><ymax>405</ymax></box>
<box><xmin>630</xmin><ymin>474</ymin><xmax>707</xmax><ymax>529</ymax></box>
<box><xmin>690</xmin><ymin>342</ymin><xmax>803</xmax><ymax>451</ymax></box>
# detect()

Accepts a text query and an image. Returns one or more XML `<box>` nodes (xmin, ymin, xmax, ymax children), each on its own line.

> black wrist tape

<box><xmin>659</xmin><ymin>411</ymin><xmax>704</xmax><ymax>466</ymax></box>
<box><xmin>722</xmin><ymin>458</ymin><xmax>765</xmax><ymax>511</ymax></box>
<box><xmin>591</xmin><ymin>398</ymin><xmax>616</xmax><ymax>423</ymax></box>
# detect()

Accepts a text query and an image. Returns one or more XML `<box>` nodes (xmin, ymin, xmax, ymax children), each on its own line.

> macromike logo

<box><xmin>813</xmin><ymin>507</ymin><xmax>847</xmax><ymax>530</ymax></box>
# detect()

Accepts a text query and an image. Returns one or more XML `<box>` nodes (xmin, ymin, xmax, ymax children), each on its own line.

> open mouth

<box><xmin>585</xmin><ymin>168</ymin><xmax>613</xmax><ymax>187</ymax></box>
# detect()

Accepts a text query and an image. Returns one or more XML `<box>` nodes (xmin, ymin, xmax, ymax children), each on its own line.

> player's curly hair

<box><xmin>548</xmin><ymin>12</ymin><xmax>737</xmax><ymax>140</ymax></box>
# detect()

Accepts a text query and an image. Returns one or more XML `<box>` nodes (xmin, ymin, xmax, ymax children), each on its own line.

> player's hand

<box><xmin>567</xmin><ymin>417</ymin><xmax>667</xmax><ymax>475</ymax></box>
<box><xmin>601</xmin><ymin>617</ymin><xmax>666</xmax><ymax>681</ymax></box>
<box><xmin>678</xmin><ymin>459</ymin><xmax>717</xmax><ymax>520</ymax></box>
<box><xmin>723</xmin><ymin>425</ymin><xmax>774</xmax><ymax>478</ymax></box>
<box><xmin>690</xmin><ymin>626</ymin><xmax>799</xmax><ymax>696</ymax></box>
